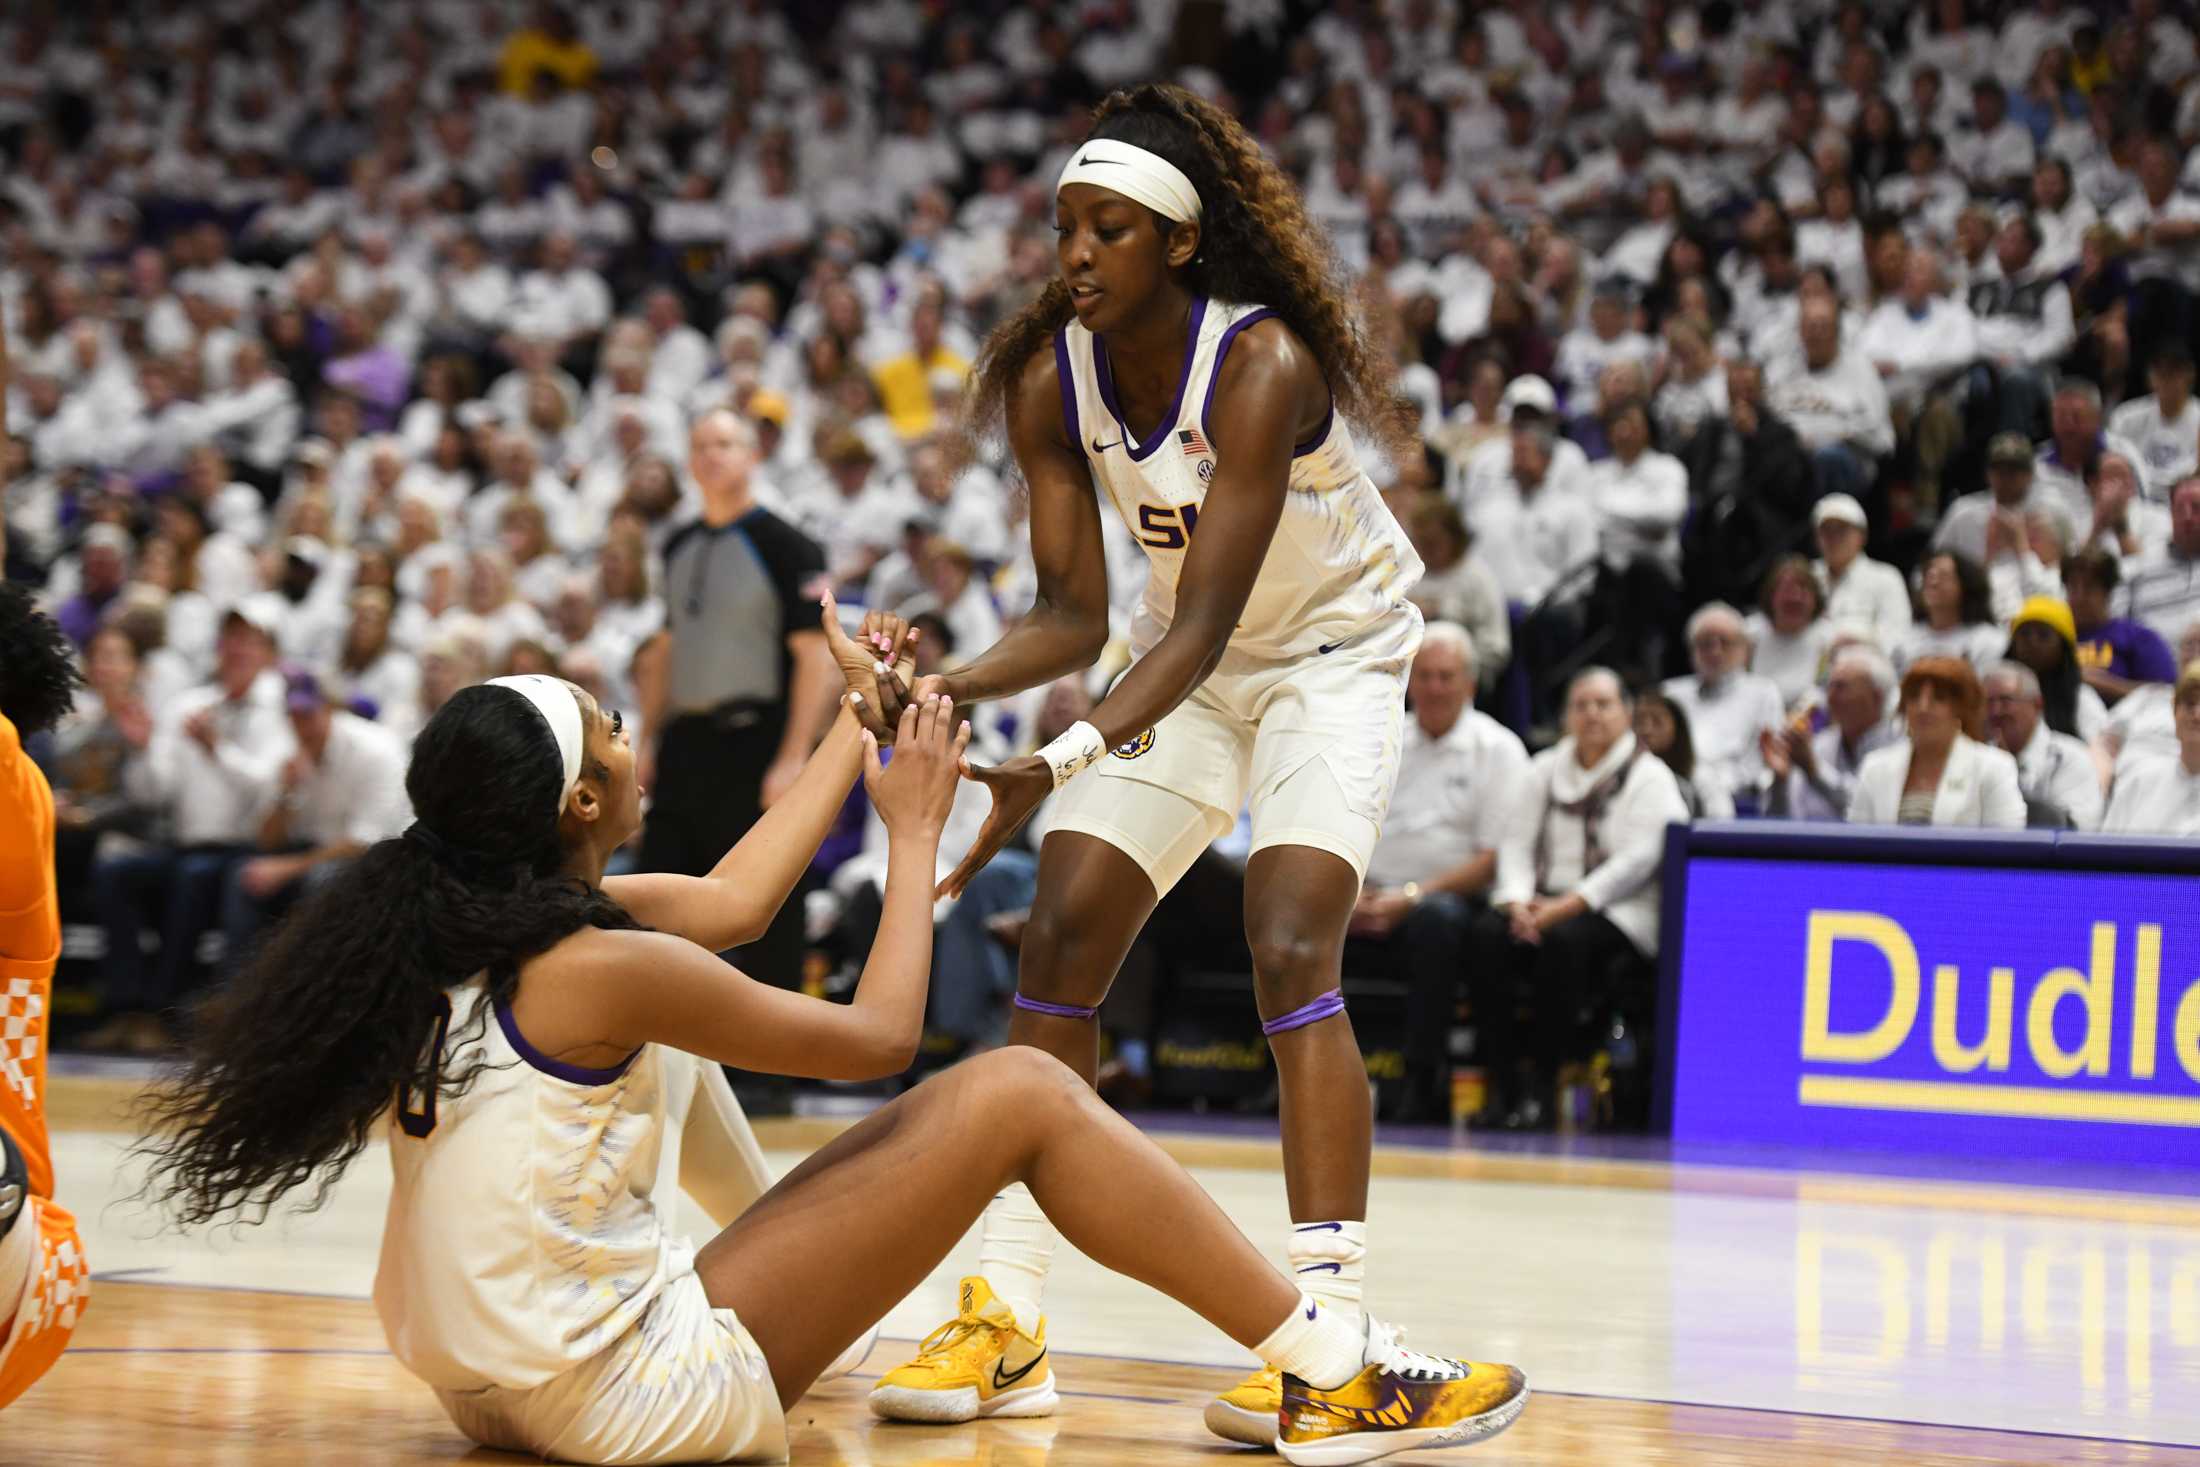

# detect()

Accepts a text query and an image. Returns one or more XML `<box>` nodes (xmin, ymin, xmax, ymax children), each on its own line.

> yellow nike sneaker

<box><xmin>1204</xmin><ymin>1364</ymin><xmax>1283</xmax><ymax>1446</ymax></box>
<box><xmin>868</xmin><ymin>1278</ymin><xmax>1058</xmax><ymax>1424</ymax></box>
<box><xmin>1277</xmin><ymin>1318</ymin><xmax>1526</xmax><ymax>1465</ymax></box>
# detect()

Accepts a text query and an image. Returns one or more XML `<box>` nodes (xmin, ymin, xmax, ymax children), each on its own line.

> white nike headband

<box><xmin>1056</xmin><ymin>138</ymin><xmax>1203</xmax><ymax>223</ymax></box>
<box><xmin>488</xmin><ymin>674</ymin><xmax>584</xmax><ymax>810</ymax></box>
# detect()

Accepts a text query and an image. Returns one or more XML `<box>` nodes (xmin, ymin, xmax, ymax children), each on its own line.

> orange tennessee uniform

<box><xmin>0</xmin><ymin>710</ymin><xmax>88</xmax><ymax>1408</ymax></box>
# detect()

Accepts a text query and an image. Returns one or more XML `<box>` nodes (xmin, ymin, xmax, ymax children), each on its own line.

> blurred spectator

<box><xmin>2100</xmin><ymin>661</ymin><xmax>2200</xmax><ymax>834</ymax></box>
<box><xmin>1764</xmin><ymin>294</ymin><xmax>1893</xmax><ymax>501</ymax></box>
<box><xmin>1985</xmin><ymin>658</ymin><xmax>2105</xmax><ymax>828</ymax></box>
<box><xmin>2122</xmin><ymin>476</ymin><xmax>2200</xmax><ymax>646</ymax></box>
<box><xmin>1900</xmin><ymin>549</ymin><xmax>2007</xmax><ymax>674</ymax></box>
<box><xmin>1850</xmin><ymin>656</ymin><xmax>2026</xmax><ymax>827</ymax></box>
<box><xmin>1932</xmin><ymin>432</ymin><xmax>2072</xmax><ymax>617</ymax></box>
<box><xmin>2066</xmin><ymin>548</ymin><xmax>2179</xmax><ymax>705</ymax></box>
<box><xmin>2005</xmin><ymin>595</ymin><xmax>2109</xmax><ymax>740</ymax></box>
<box><xmin>1633</xmin><ymin>687</ymin><xmax>1732</xmax><ymax>820</ymax></box>
<box><xmin>219</xmin><ymin>668</ymin><xmax>412</xmax><ymax>962</ymax></box>
<box><xmin>1473</xmin><ymin>668</ymin><xmax>1688</xmax><ymax>1129</ymax></box>
<box><xmin>1746</xmin><ymin>556</ymin><xmax>1837</xmax><ymax>710</ymax></box>
<box><xmin>1762</xmin><ymin>645</ymin><xmax>1900</xmax><ymax>820</ymax></box>
<box><xmin>47</xmin><ymin>625</ymin><xmax>159</xmax><ymax>883</ymax></box>
<box><xmin>1345</xmin><ymin>625</ymin><xmax>1528</xmax><ymax>1123</ymax></box>
<box><xmin>1584</xmin><ymin>398</ymin><xmax>1688</xmax><ymax>683</ymax></box>
<box><xmin>1664</xmin><ymin>603</ymin><xmax>1785</xmax><ymax>812</ymax></box>
<box><xmin>86</xmin><ymin>596</ymin><xmax>291</xmax><ymax>1053</ymax></box>
<box><xmin>1402</xmin><ymin>497</ymin><xmax>1508</xmax><ymax>693</ymax></box>
<box><xmin>2107</xmin><ymin>342</ymin><xmax>2200</xmax><ymax>496</ymax></box>
<box><xmin>1812</xmin><ymin>493</ymin><xmax>1913</xmax><ymax>648</ymax></box>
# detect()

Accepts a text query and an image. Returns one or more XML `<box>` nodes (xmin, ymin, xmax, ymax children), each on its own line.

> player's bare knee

<box><xmin>1016</xmin><ymin>906</ymin><xmax>1103</xmax><ymax>1003</ymax></box>
<box><xmin>1247</xmin><ymin>924</ymin><xmax>1336</xmax><ymax>995</ymax></box>
<box><xmin>975</xmin><ymin>1047</ymin><xmax>1086</xmax><ymax>1122</ymax></box>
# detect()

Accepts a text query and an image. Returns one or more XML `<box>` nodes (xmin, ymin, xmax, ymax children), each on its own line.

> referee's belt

<box><xmin>670</xmin><ymin>698</ymin><xmax>781</xmax><ymax>731</ymax></box>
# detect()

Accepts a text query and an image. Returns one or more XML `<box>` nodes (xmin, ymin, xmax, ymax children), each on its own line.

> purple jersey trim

<box><xmin>1198</xmin><ymin>308</ymin><xmax>1332</xmax><ymax>460</ymax></box>
<box><xmin>1053</xmin><ymin>329</ymin><xmax>1080</xmax><ymax>449</ymax></box>
<box><xmin>1261</xmin><ymin>988</ymin><xmax>1345</xmax><ymax>1037</ymax></box>
<box><xmin>494</xmin><ymin>998</ymin><xmax>641</xmax><ymax>1086</ymax></box>
<box><xmin>1095</xmin><ymin>295</ymin><xmax>1209</xmax><ymax>462</ymax></box>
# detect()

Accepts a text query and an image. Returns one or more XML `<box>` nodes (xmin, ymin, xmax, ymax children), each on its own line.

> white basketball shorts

<box><xmin>1048</xmin><ymin>606</ymin><xmax>1422</xmax><ymax>895</ymax></box>
<box><xmin>435</xmin><ymin>1265</ymin><xmax>788</xmax><ymax>1465</ymax></box>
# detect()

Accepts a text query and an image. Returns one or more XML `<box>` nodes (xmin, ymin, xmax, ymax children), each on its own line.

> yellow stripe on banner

<box><xmin>1799</xmin><ymin>1074</ymin><xmax>2200</xmax><ymax>1127</ymax></box>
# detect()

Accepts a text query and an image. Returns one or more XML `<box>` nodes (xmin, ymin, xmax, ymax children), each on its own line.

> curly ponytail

<box><xmin>137</xmin><ymin>684</ymin><xmax>641</xmax><ymax>1226</ymax></box>
<box><xmin>966</xmin><ymin>83</ymin><xmax>1417</xmax><ymax>463</ymax></box>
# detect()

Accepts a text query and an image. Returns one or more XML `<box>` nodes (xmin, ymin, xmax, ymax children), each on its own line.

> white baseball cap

<box><xmin>1812</xmin><ymin>493</ymin><xmax>1869</xmax><ymax>530</ymax></box>
<box><xmin>1500</xmin><ymin>374</ymin><xmax>1558</xmax><ymax>420</ymax></box>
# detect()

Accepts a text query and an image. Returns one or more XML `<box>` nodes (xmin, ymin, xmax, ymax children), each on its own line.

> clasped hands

<box><xmin>820</xmin><ymin>593</ymin><xmax>1053</xmax><ymax>901</ymax></box>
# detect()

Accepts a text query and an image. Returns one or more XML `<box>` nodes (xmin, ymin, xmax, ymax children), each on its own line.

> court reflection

<box><xmin>1780</xmin><ymin>1207</ymin><xmax>2200</xmax><ymax>1436</ymax></box>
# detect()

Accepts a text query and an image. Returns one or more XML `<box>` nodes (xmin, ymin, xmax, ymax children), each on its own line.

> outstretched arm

<box><xmin>542</xmin><ymin>695</ymin><xmax>971</xmax><ymax>1080</ymax></box>
<box><xmin>606</xmin><ymin>599</ymin><xmax>917</xmax><ymax>950</ymax></box>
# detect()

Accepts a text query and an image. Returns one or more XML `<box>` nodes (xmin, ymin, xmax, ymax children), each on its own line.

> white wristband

<box><xmin>1037</xmin><ymin>720</ymin><xmax>1108</xmax><ymax>789</ymax></box>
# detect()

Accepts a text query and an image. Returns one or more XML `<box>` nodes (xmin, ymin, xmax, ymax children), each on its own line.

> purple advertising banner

<box><xmin>1672</xmin><ymin>857</ymin><xmax>2200</xmax><ymax>1167</ymax></box>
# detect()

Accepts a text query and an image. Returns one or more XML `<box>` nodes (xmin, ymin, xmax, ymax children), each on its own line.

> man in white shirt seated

<box><xmin>1860</xmin><ymin>248</ymin><xmax>1979</xmax><ymax>421</ymax></box>
<box><xmin>2100</xmin><ymin>661</ymin><xmax>2200</xmax><ymax>835</ymax></box>
<box><xmin>1761</xmin><ymin>645</ymin><xmax>1900</xmax><ymax>820</ymax></box>
<box><xmin>2032</xmin><ymin>379</ymin><xmax>2148</xmax><ymax>531</ymax></box>
<box><xmin>1984</xmin><ymin>659</ymin><xmax>2105</xmax><ymax>829</ymax></box>
<box><xmin>1967</xmin><ymin>212</ymin><xmax>2077</xmax><ymax>438</ymax></box>
<box><xmin>1552</xmin><ymin>280</ymin><xmax>1656</xmax><ymax>440</ymax></box>
<box><xmin>507</xmin><ymin>231</ymin><xmax>612</xmax><ymax>363</ymax></box>
<box><xmin>1811</xmin><ymin>493</ymin><xmax>1912</xmax><ymax>648</ymax></box>
<box><xmin>218</xmin><ymin>667</ymin><xmax>414</xmax><ymax>960</ymax></box>
<box><xmin>1469</xmin><ymin>668</ymin><xmax>1690</xmax><ymax>1129</ymax></box>
<box><xmin>2107</xmin><ymin>342</ymin><xmax>2200</xmax><ymax>498</ymax></box>
<box><xmin>1336</xmin><ymin>625</ymin><xmax>1530</xmax><ymax>1123</ymax></box>
<box><xmin>1952</xmin><ymin>78</ymin><xmax>2036</xmax><ymax>196</ymax></box>
<box><xmin>2120</xmin><ymin>475</ymin><xmax>2200</xmax><ymax>645</ymax></box>
<box><xmin>1765</xmin><ymin>295</ymin><xmax>1895</xmax><ymax>504</ymax></box>
<box><xmin>87</xmin><ymin>595</ymin><xmax>294</xmax><ymax>1054</ymax></box>
<box><xmin>1582</xmin><ymin>397</ymin><xmax>1690</xmax><ymax>685</ymax></box>
<box><xmin>1663</xmin><ymin>602</ymin><xmax>1788</xmax><ymax>811</ymax></box>
<box><xmin>1934</xmin><ymin>432</ymin><xmax>2078</xmax><ymax>601</ymax></box>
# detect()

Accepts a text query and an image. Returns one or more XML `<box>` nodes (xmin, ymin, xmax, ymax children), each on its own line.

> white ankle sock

<box><xmin>1288</xmin><ymin>1220</ymin><xmax>1366</xmax><ymax>1321</ymax></box>
<box><xmin>1254</xmin><ymin>1293</ymin><xmax>1364</xmax><ymax>1390</ymax></box>
<box><xmin>977</xmin><ymin>1182</ymin><xmax>1055</xmax><ymax>1335</ymax></box>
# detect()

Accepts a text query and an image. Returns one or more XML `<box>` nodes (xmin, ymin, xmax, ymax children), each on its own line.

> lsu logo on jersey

<box><xmin>1111</xmin><ymin>728</ymin><xmax>1156</xmax><ymax>760</ymax></box>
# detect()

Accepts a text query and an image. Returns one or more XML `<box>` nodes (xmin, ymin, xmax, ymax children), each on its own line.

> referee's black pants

<box><xmin>641</xmin><ymin>706</ymin><xmax>806</xmax><ymax>991</ymax></box>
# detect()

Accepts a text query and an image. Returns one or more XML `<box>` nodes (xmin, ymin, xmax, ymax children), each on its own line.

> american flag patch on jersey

<box><xmin>1177</xmin><ymin>428</ymin><xmax>1210</xmax><ymax>456</ymax></box>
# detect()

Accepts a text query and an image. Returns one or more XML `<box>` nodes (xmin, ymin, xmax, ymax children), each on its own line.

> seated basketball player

<box><xmin>0</xmin><ymin>582</ymin><xmax>93</xmax><ymax>1409</ymax></box>
<box><xmin>140</xmin><ymin>599</ymin><xmax>1526</xmax><ymax>1465</ymax></box>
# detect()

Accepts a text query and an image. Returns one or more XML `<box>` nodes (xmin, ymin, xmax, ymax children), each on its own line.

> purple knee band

<box><xmin>1014</xmin><ymin>993</ymin><xmax>1099</xmax><ymax>1020</ymax></box>
<box><xmin>1261</xmin><ymin>988</ymin><xmax>1346</xmax><ymax>1036</ymax></box>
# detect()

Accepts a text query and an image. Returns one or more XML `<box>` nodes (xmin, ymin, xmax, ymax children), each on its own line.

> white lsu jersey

<box><xmin>1054</xmin><ymin>297</ymin><xmax>1423</xmax><ymax>662</ymax></box>
<box><xmin>375</xmin><ymin>975</ymin><xmax>676</xmax><ymax>1393</ymax></box>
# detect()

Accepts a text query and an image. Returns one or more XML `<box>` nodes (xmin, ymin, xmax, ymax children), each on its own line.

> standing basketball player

<box><xmin>139</xmin><ymin>611</ymin><xmax>1526</xmax><ymax>1465</ymax></box>
<box><xmin>865</xmin><ymin>84</ymin><xmax>1432</xmax><ymax>1446</ymax></box>
<box><xmin>0</xmin><ymin>576</ymin><xmax>92</xmax><ymax>1409</ymax></box>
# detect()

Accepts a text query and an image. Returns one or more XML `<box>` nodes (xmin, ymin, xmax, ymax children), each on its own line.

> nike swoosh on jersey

<box><xmin>993</xmin><ymin>1349</ymin><xmax>1048</xmax><ymax>1390</ymax></box>
<box><xmin>1091</xmin><ymin>437</ymin><xmax>1122</xmax><ymax>454</ymax></box>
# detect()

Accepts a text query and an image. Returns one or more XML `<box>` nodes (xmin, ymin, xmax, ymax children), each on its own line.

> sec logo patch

<box><xmin>1111</xmin><ymin>728</ymin><xmax>1155</xmax><ymax>759</ymax></box>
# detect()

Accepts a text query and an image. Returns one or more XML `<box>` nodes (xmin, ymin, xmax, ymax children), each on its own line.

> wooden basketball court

<box><xmin>10</xmin><ymin>1070</ymin><xmax>2200</xmax><ymax>1465</ymax></box>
